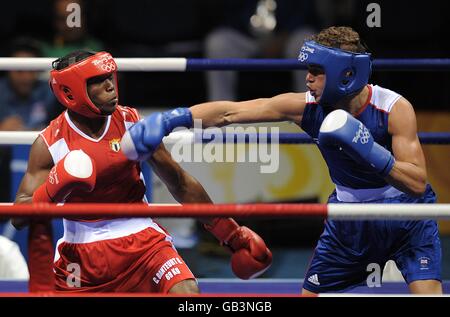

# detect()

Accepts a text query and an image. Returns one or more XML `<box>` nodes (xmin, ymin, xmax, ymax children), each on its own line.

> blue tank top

<box><xmin>300</xmin><ymin>85</ymin><xmax>402</xmax><ymax>189</ymax></box>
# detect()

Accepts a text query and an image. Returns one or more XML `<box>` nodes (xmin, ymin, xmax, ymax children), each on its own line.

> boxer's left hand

<box><xmin>205</xmin><ymin>218</ymin><xmax>272</xmax><ymax>279</ymax></box>
<box><xmin>121</xmin><ymin>107</ymin><xmax>192</xmax><ymax>161</ymax></box>
<box><xmin>318</xmin><ymin>109</ymin><xmax>395</xmax><ymax>176</ymax></box>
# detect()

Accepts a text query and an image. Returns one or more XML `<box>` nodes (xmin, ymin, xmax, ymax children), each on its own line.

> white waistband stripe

<box><xmin>61</xmin><ymin>217</ymin><xmax>167</xmax><ymax>244</ymax></box>
<box><xmin>335</xmin><ymin>184</ymin><xmax>403</xmax><ymax>202</ymax></box>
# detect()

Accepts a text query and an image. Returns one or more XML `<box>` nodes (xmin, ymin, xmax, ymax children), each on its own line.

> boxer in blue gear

<box><xmin>122</xmin><ymin>26</ymin><xmax>442</xmax><ymax>294</ymax></box>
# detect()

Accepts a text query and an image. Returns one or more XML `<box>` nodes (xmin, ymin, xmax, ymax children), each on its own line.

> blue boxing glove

<box><xmin>121</xmin><ymin>107</ymin><xmax>192</xmax><ymax>161</ymax></box>
<box><xmin>318</xmin><ymin>109</ymin><xmax>395</xmax><ymax>177</ymax></box>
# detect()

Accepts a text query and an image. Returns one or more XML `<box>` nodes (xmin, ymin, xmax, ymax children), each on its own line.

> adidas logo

<box><xmin>308</xmin><ymin>274</ymin><xmax>320</xmax><ymax>286</ymax></box>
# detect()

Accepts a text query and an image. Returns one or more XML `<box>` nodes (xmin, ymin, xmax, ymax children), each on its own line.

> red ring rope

<box><xmin>0</xmin><ymin>203</ymin><xmax>327</xmax><ymax>218</ymax></box>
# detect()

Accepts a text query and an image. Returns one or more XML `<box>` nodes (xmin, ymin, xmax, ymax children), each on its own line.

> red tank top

<box><xmin>40</xmin><ymin>106</ymin><xmax>146</xmax><ymax>220</ymax></box>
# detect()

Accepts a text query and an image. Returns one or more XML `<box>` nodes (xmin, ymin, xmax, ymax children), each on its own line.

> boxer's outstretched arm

<box><xmin>386</xmin><ymin>98</ymin><xmax>427</xmax><ymax>196</ymax></box>
<box><xmin>189</xmin><ymin>92</ymin><xmax>307</xmax><ymax>127</ymax></box>
<box><xmin>13</xmin><ymin>136</ymin><xmax>53</xmax><ymax>228</ymax></box>
<box><xmin>121</xmin><ymin>94</ymin><xmax>306</xmax><ymax>162</ymax></box>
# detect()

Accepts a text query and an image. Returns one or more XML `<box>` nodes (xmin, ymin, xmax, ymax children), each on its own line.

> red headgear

<box><xmin>50</xmin><ymin>52</ymin><xmax>118</xmax><ymax>118</ymax></box>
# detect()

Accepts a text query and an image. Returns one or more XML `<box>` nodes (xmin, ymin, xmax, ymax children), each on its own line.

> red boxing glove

<box><xmin>33</xmin><ymin>150</ymin><xmax>96</xmax><ymax>203</ymax></box>
<box><xmin>205</xmin><ymin>218</ymin><xmax>272</xmax><ymax>279</ymax></box>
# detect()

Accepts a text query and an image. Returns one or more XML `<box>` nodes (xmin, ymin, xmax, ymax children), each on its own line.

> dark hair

<box><xmin>308</xmin><ymin>26</ymin><xmax>368</xmax><ymax>53</ymax></box>
<box><xmin>52</xmin><ymin>49</ymin><xmax>96</xmax><ymax>70</ymax></box>
<box><xmin>8</xmin><ymin>37</ymin><xmax>42</xmax><ymax>57</ymax></box>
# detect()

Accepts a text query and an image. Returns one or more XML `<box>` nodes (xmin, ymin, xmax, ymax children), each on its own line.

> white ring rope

<box><xmin>0</xmin><ymin>131</ymin><xmax>41</xmax><ymax>145</ymax></box>
<box><xmin>328</xmin><ymin>204</ymin><xmax>450</xmax><ymax>220</ymax></box>
<box><xmin>0</xmin><ymin>131</ymin><xmax>193</xmax><ymax>145</ymax></box>
<box><xmin>0</xmin><ymin>58</ymin><xmax>187</xmax><ymax>72</ymax></box>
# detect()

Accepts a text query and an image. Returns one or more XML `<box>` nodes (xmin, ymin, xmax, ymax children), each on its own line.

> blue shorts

<box><xmin>303</xmin><ymin>184</ymin><xmax>442</xmax><ymax>293</ymax></box>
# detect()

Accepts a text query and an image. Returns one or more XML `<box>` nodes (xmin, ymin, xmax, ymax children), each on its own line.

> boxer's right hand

<box><xmin>32</xmin><ymin>150</ymin><xmax>96</xmax><ymax>203</ymax></box>
<box><xmin>318</xmin><ymin>109</ymin><xmax>395</xmax><ymax>176</ymax></box>
<box><xmin>120</xmin><ymin>107</ymin><xmax>193</xmax><ymax>161</ymax></box>
<box><xmin>205</xmin><ymin>218</ymin><xmax>272</xmax><ymax>279</ymax></box>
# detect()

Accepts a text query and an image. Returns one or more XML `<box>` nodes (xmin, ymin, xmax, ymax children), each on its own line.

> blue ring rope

<box><xmin>197</xmin><ymin>132</ymin><xmax>450</xmax><ymax>144</ymax></box>
<box><xmin>186</xmin><ymin>58</ymin><xmax>450</xmax><ymax>71</ymax></box>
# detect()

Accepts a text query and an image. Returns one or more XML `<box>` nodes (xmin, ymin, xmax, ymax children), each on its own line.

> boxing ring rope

<box><xmin>0</xmin><ymin>57</ymin><xmax>449</xmax><ymax>296</ymax></box>
<box><xmin>1</xmin><ymin>131</ymin><xmax>450</xmax><ymax>145</ymax></box>
<box><xmin>1</xmin><ymin>57</ymin><xmax>450</xmax><ymax>71</ymax></box>
<box><xmin>1</xmin><ymin>203</ymin><xmax>450</xmax><ymax>220</ymax></box>
<box><xmin>1</xmin><ymin>57</ymin><xmax>449</xmax><ymax>145</ymax></box>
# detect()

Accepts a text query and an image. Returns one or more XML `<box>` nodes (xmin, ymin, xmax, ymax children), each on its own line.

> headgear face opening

<box><xmin>50</xmin><ymin>52</ymin><xmax>118</xmax><ymax>118</ymax></box>
<box><xmin>298</xmin><ymin>41</ymin><xmax>372</xmax><ymax>105</ymax></box>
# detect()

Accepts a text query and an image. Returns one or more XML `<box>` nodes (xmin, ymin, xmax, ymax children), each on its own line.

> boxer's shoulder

<box><xmin>116</xmin><ymin>105</ymin><xmax>140</xmax><ymax>124</ymax></box>
<box><xmin>369</xmin><ymin>85</ymin><xmax>402</xmax><ymax>113</ymax></box>
<box><xmin>39</xmin><ymin>111</ymin><xmax>68</xmax><ymax>148</ymax></box>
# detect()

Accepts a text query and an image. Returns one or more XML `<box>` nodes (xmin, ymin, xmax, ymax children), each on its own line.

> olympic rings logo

<box><xmin>298</xmin><ymin>52</ymin><xmax>309</xmax><ymax>62</ymax></box>
<box><xmin>48</xmin><ymin>167</ymin><xmax>59</xmax><ymax>185</ymax></box>
<box><xmin>352</xmin><ymin>123</ymin><xmax>371</xmax><ymax>144</ymax></box>
<box><xmin>101</xmin><ymin>61</ymin><xmax>116</xmax><ymax>72</ymax></box>
<box><xmin>93</xmin><ymin>55</ymin><xmax>117</xmax><ymax>72</ymax></box>
<box><xmin>360</xmin><ymin>128</ymin><xmax>371</xmax><ymax>144</ymax></box>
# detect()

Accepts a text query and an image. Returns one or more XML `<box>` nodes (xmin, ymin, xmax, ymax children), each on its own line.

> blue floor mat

<box><xmin>1</xmin><ymin>279</ymin><xmax>449</xmax><ymax>294</ymax></box>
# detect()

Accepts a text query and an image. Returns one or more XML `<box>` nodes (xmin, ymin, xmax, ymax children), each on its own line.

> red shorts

<box><xmin>54</xmin><ymin>218</ymin><xmax>195</xmax><ymax>293</ymax></box>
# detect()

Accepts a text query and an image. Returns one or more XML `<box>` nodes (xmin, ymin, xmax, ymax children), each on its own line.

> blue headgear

<box><xmin>298</xmin><ymin>41</ymin><xmax>372</xmax><ymax>105</ymax></box>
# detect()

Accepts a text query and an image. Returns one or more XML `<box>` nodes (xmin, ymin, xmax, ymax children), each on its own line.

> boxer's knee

<box><xmin>409</xmin><ymin>280</ymin><xmax>442</xmax><ymax>294</ymax></box>
<box><xmin>302</xmin><ymin>288</ymin><xmax>317</xmax><ymax>296</ymax></box>
<box><xmin>168</xmin><ymin>278</ymin><xmax>200</xmax><ymax>294</ymax></box>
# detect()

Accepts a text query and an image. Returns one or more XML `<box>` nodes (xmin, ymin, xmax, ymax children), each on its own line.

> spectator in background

<box><xmin>314</xmin><ymin>0</ymin><xmax>357</xmax><ymax>28</ymax></box>
<box><xmin>0</xmin><ymin>235</ymin><xmax>29</xmax><ymax>279</ymax></box>
<box><xmin>0</xmin><ymin>37</ymin><xmax>58</xmax><ymax>203</ymax></box>
<box><xmin>0</xmin><ymin>38</ymin><xmax>58</xmax><ymax>131</ymax></box>
<box><xmin>42</xmin><ymin>0</ymin><xmax>103</xmax><ymax>57</ymax></box>
<box><xmin>205</xmin><ymin>0</ymin><xmax>319</xmax><ymax>101</ymax></box>
<box><xmin>0</xmin><ymin>38</ymin><xmax>50</xmax><ymax>279</ymax></box>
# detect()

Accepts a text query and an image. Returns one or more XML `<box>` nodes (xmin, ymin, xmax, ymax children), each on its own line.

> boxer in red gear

<box><xmin>13</xmin><ymin>50</ymin><xmax>271</xmax><ymax>293</ymax></box>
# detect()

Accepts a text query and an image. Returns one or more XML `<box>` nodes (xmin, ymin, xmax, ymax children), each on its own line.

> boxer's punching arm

<box><xmin>12</xmin><ymin>136</ymin><xmax>54</xmax><ymax>229</ymax></box>
<box><xmin>189</xmin><ymin>92</ymin><xmax>307</xmax><ymax>128</ymax></box>
<box><xmin>149</xmin><ymin>144</ymin><xmax>272</xmax><ymax>279</ymax></box>
<box><xmin>386</xmin><ymin>98</ymin><xmax>427</xmax><ymax>197</ymax></box>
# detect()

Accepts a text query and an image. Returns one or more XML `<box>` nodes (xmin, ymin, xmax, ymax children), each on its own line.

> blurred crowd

<box><xmin>0</xmin><ymin>0</ymin><xmax>448</xmax><ymax>120</ymax></box>
<box><xmin>0</xmin><ymin>0</ymin><xmax>448</xmax><ymax>197</ymax></box>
